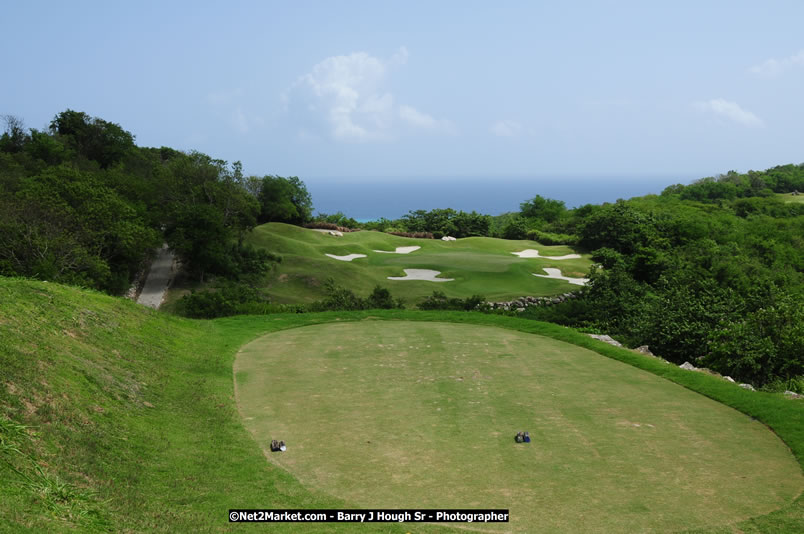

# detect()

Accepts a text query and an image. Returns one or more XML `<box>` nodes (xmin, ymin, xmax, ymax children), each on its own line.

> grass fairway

<box><xmin>240</xmin><ymin>223</ymin><xmax>592</xmax><ymax>304</ymax></box>
<box><xmin>777</xmin><ymin>192</ymin><xmax>804</xmax><ymax>203</ymax></box>
<box><xmin>235</xmin><ymin>321</ymin><xmax>803</xmax><ymax>533</ymax></box>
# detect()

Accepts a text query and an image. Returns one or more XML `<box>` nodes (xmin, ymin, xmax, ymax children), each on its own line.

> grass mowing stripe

<box><xmin>224</xmin><ymin>310</ymin><xmax>804</xmax><ymax>532</ymax></box>
<box><xmin>235</xmin><ymin>320</ymin><xmax>801</xmax><ymax>533</ymax></box>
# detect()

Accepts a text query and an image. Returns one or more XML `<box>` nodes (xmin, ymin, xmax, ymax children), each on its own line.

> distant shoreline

<box><xmin>307</xmin><ymin>174</ymin><xmax>699</xmax><ymax>220</ymax></box>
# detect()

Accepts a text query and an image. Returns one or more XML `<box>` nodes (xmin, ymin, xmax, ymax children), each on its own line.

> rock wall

<box><xmin>485</xmin><ymin>292</ymin><xmax>580</xmax><ymax>312</ymax></box>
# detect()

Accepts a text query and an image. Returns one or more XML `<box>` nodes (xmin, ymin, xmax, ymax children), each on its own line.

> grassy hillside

<box><xmin>227</xmin><ymin>223</ymin><xmax>591</xmax><ymax>305</ymax></box>
<box><xmin>2</xmin><ymin>277</ymin><xmax>803</xmax><ymax>532</ymax></box>
<box><xmin>0</xmin><ymin>278</ymin><xmax>432</xmax><ymax>533</ymax></box>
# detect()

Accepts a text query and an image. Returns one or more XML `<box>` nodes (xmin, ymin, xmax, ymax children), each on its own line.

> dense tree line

<box><xmin>522</xmin><ymin>184</ymin><xmax>804</xmax><ymax>388</ymax></box>
<box><xmin>396</xmin><ymin>208</ymin><xmax>491</xmax><ymax>238</ymax></box>
<box><xmin>0</xmin><ymin>110</ymin><xmax>312</xmax><ymax>291</ymax></box>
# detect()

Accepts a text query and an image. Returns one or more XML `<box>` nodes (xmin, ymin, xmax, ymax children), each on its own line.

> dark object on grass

<box><xmin>524</xmin><ymin>431</ymin><xmax>531</xmax><ymax>443</ymax></box>
<box><xmin>270</xmin><ymin>439</ymin><xmax>286</xmax><ymax>452</ymax></box>
<box><xmin>515</xmin><ymin>431</ymin><xmax>524</xmax><ymax>443</ymax></box>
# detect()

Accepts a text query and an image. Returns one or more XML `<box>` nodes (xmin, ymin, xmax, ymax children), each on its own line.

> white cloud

<box><xmin>694</xmin><ymin>99</ymin><xmax>763</xmax><ymax>127</ymax></box>
<box><xmin>285</xmin><ymin>48</ymin><xmax>452</xmax><ymax>141</ymax></box>
<box><xmin>399</xmin><ymin>105</ymin><xmax>456</xmax><ymax>133</ymax></box>
<box><xmin>750</xmin><ymin>50</ymin><xmax>804</xmax><ymax>77</ymax></box>
<box><xmin>490</xmin><ymin>119</ymin><xmax>522</xmax><ymax>137</ymax></box>
<box><xmin>399</xmin><ymin>105</ymin><xmax>436</xmax><ymax>128</ymax></box>
<box><xmin>293</xmin><ymin>51</ymin><xmax>388</xmax><ymax>141</ymax></box>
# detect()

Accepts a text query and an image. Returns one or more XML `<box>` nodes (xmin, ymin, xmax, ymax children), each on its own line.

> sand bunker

<box><xmin>387</xmin><ymin>269</ymin><xmax>453</xmax><ymax>282</ymax></box>
<box><xmin>512</xmin><ymin>249</ymin><xmax>581</xmax><ymax>260</ymax></box>
<box><xmin>374</xmin><ymin>246</ymin><xmax>421</xmax><ymax>254</ymax></box>
<box><xmin>325</xmin><ymin>253</ymin><xmax>366</xmax><ymax>262</ymax></box>
<box><xmin>532</xmin><ymin>268</ymin><xmax>589</xmax><ymax>286</ymax></box>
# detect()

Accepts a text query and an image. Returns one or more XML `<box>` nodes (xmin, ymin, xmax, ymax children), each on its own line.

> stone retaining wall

<box><xmin>485</xmin><ymin>292</ymin><xmax>581</xmax><ymax>312</ymax></box>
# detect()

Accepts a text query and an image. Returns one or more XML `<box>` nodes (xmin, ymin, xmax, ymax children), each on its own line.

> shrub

<box><xmin>309</xmin><ymin>211</ymin><xmax>361</xmax><ymax>229</ymax></box>
<box><xmin>366</xmin><ymin>285</ymin><xmax>403</xmax><ymax>309</ymax></box>
<box><xmin>314</xmin><ymin>286</ymin><xmax>365</xmax><ymax>311</ymax></box>
<box><xmin>180</xmin><ymin>283</ymin><xmax>268</xmax><ymax>318</ymax></box>
<box><xmin>462</xmin><ymin>294</ymin><xmax>486</xmax><ymax>311</ymax></box>
<box><xmin>418</xmin><ymin>291</ymin><xmax>485</xmax><ymax>311</ymax></box>
<box><xmin>303</xmin><ymin>222</ymin><xmax>360</xmax><ymax>233</ymax></box>
<box><xmin>389</xmin><ymin>231</ymin><xmax>434</xmax><ymax>239</ymax></box>
<box><xmin>501</xmin><ymin>218</ymin><xmax>528</xmax><ymax>240</ymax></box>
<box><xmin>526</xmin><ymin>229</ymin><xmax>578</xmax><ymax>246</ymax></box>
<box><xmin>311</xmin><ymin>280</ymin><xmax>403</xmax><ymax>311</ymax></box>
<box><xmin>230</xmin><ymin>244</ymin><xmax>281</xmax><ymax>279</ymax></box>
<box><xmin>304</xmin><ymin>221</ymin><xmax>339</xmax><ymax>230</ymax></box>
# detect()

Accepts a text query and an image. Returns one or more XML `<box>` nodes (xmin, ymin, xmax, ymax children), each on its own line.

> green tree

<box><xmin>400</xmin><ymin>208</ymin><xmax>490</xmax><ymax>237</ymax></box>
<box><xmin>520</xmin><ymin>195</ymin><xmax>566</xmax><ymax>223</ymax></box>
<box><xmin>0</xmin><ymin>194</ymin><xmax>108</xmax><ymax>286</ymax></box>
<box><xmin>501</xmin><ymin>217</ymin><xmax>528</xmax><ymax>240</ymax></box>
<box><xmin>578</xmin><ymin>201</ymin><xmax>663</xmax><ymax>255</ymax></box>
<box><xmin>49</xmin><ymin>110</ymin><xmax>135</xmax><ymax>169</ymax></box>
<box><xmin>366</xmin><ymin>286</ymin><xmax>402</xmax><ymax>309</ymax></box>
<box><xmin>14</xmin><ymin>165</ymin><xmax>158</xmax><ymax>292</ymax></box>
<box><xmin>166</xmin><ymin>204</ymin><xmax>231</xmax><ymax>283</ymax></box>
<box><xmin>258</xmin><ymin>175</ymin><xmax>313</xmax><ymax>224</ymax></box>
<box><xmin>0</xmin><ymin>115</ymin><xmax>29</xmax><ymax>153</ymax></box>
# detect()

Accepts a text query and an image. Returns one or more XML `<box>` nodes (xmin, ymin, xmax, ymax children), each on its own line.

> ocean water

<box><xmin>305</xmin><ymin>175</ymin><xmax>696</xmax><ymax>220</ymax></box>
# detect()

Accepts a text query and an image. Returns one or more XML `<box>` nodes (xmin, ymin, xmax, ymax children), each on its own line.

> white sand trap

<box><xmin>512</xmin><ymin>249</ymin><xmax>581</xmax><ymax>260</ymax></box>
<box><xmin>387</xmin><ymin>269</ymin><xmax>453</xmax><ymax>282</ymax></box>
<box><xmin>324</xmin><ymin>253</ymin><xmax>366</xmax><ymax>262</ymax></box>
<box><xmin>532</xmin><ymin>268</ymin><xmax>589</xmax><ymax>286</ymax></box>
<box><xmin>373</xmin><ymin>246</ymin><xmax>421</xmax><ymax>254</ymax></box>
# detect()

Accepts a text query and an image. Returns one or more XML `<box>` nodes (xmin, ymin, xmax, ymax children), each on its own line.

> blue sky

<box><xmin>2</xmin><ymin>1</ymin><xmax>803</xmax><ymax>183</ymax></box>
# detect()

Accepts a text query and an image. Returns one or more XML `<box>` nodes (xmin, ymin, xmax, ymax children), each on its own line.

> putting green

<box><xmin>234</xmin><ymin>321</ymin><xmax>802</xmax><ymax>533</ymax></box>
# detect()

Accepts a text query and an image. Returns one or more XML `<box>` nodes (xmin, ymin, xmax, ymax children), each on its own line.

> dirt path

<box><xmin>137</xmin><ymin>244</ymin><xmax>175</xmax><ymax>309</ymax></box>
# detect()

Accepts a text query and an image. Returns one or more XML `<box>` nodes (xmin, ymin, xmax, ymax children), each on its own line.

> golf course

<box><xmin>236</xmin><ymin>321</ymin><xmax>801</xmax><ymax>532</ymax></box>
<box><xmin>3</xmin><ymin>277</ymin><xmax>803</xmax><ymax>533</ymax></box>
<box><xmin>239</xmin><ymin>223</ymin><xmax>593</xmax><ymax>304</ymax></box>
<box><xmin>6</xmin><ymin>3</ymin><xmax>804</xmax><ymax>529</ymax></box>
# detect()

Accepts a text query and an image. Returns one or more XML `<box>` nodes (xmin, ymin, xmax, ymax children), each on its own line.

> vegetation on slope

<box><xmin>0</xmin><ymin>111</ymin><xmax>308</xmax><ymax>290</ymax></box>
<box><xmin>0</xmin><ymin>277</ymin><xmax>442</xmax><ymax>533</ymax></box>
<box><xmin>525</xmin><ymin>189</ymin><xmax>804</xmax><ymax>387</ymax></box>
